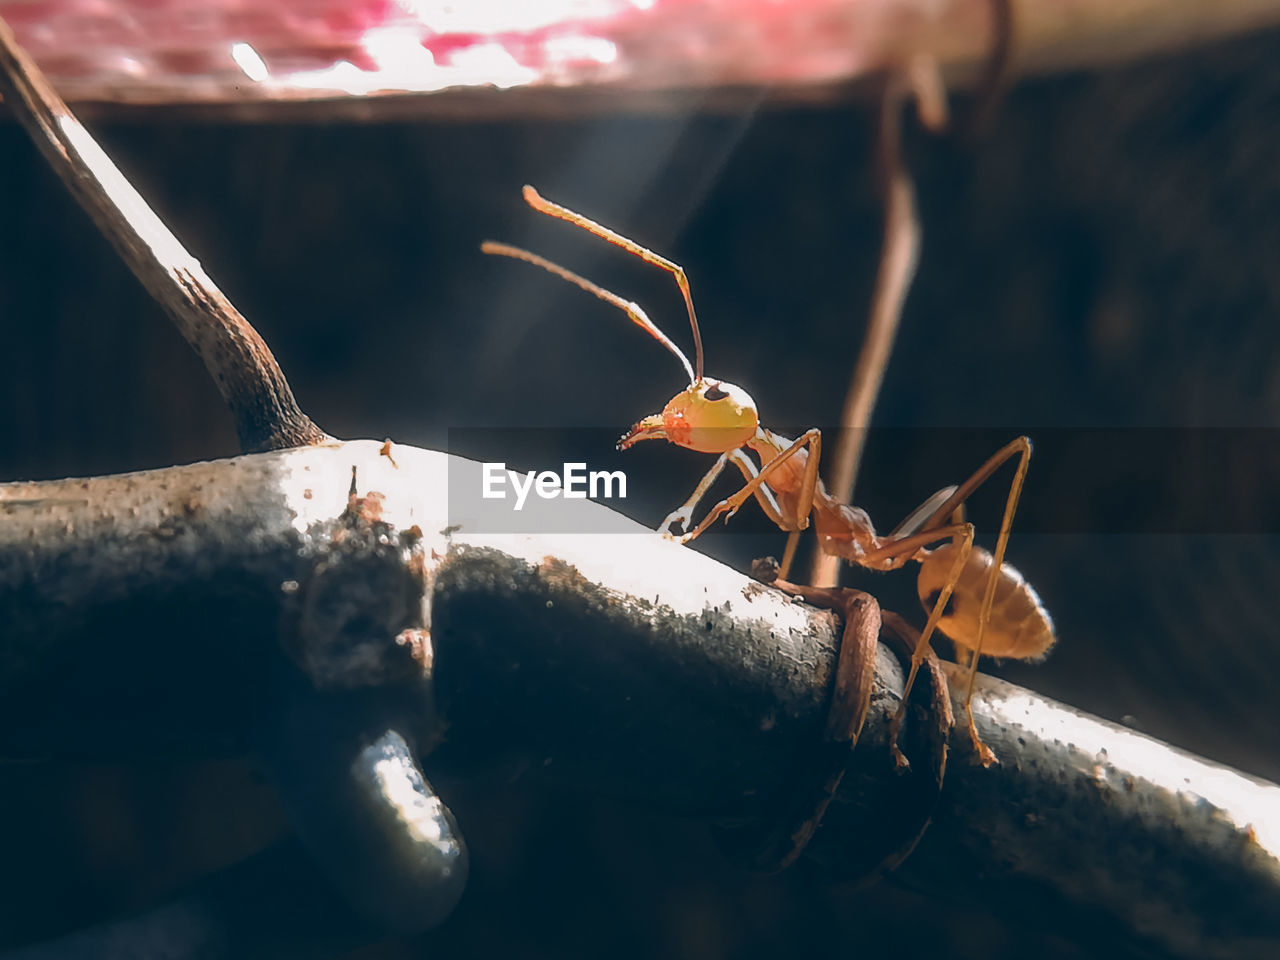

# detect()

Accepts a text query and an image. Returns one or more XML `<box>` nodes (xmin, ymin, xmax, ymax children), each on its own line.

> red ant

<box><xmin>484</xmin><ymin>186</ymin><xmax>1054</xmax><ymax>766</ymax></box>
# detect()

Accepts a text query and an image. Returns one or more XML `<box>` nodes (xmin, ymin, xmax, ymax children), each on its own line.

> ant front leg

<box><xmin>723</xmin><ymin>449</ymin><xmax>806</xmax><ymax>579</ymax></box>
<box><xmin>660</xmin><ymin>450</ymin><xmax>786</xmax><ymax>540</ymax></box>
<box><xmin>678</xmin><ymin>430</ymin><xmax>822</xmax><ymax>544</ymax></box>
<box><xmin>659</xmin><ymin>452</ymin><xmax>728</xmax><ymax>539</ymax></box>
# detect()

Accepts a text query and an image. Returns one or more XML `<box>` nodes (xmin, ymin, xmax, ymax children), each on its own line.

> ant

<box><xmin>483</xmin><ymin>186</ymin><xmax>1055</xmax><ymax>766</ymax></box>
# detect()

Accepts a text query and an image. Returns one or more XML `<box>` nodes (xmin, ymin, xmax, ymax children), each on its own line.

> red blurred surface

<box><xmin>0</xmin><ymin>0</ymin><xmax>984</xmax><ymax>106</ymax></box>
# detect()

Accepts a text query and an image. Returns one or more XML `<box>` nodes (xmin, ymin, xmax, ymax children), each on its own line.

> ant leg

<box><xmin>659</xmin><ymin>452</ymin><xmax>728</xmax><ymax>538</ymax></box>
<box><xmin>678</xmin><ymin>430</ymin><xmax>822</xmax><ymax>544</ymax></box>
<box><xmin>855</xmin><ymin>521</ymin><xmax>969</xmax><ymax>569</ymax></box>
<box><xmin>792</xmin><ymin>429</ymin><xmax>823</xmax><ymax>528</ymax></box>
<box><xmin>877</xmin><ymin>610</ymin><xmax>953</xmax><ymax>870</ymax></box>
<box><xmin>909</xmin><ymin>436</ymin><xmax>1032</xmax><ymax>536</ymax></box>
<box><xmin>770</xmin><ymin>519</ymin><xmax>971</xmax><ymax>772</ymax></box>
<box><xmin>760</xmin><ymin>530</ymin><xmax>967</xmax><ymax>781</ymax></box>
<box><xmin>887</xmin><ymin>485</ymin><xmax>959</xmax><ymax>540</ymax></box>
<box><xmin>839</xmin><ymin>521</ymin><xmax>973</xmax><ymax>766</ymax></box>
<box><xmin>725</xmin><ymin>428</ymin><xmax>822</xmax><ymax>534</ymax></box>
<box><xmin>664</xmin><ymin>449</ymin><xmax>787</xmax><ymax>542</ymax></box>
<box><xmin>721</xmin><ymin>449</ymin><xmax>805</xmax><ymax>578</ymax></box>
<box><xmin>747</xmin><ymin>558</ymin><xmax>881</xmax><ymax>868</ymax></box>
<box><xmin>730</xmin><ymin>435</ymin><xmax>818</xmax><ymax>582</ymax></box>
<box><xmin>726</xmin><ymin>449</ymin><xmax>788</xmax><ymax>529</ymax></box>
<box><xmin>778</xmin><ymin>531</ymin><xmax>802</xmax><ymax>581</ymax></box>
<box><xmin>888</xmin><ymin>524</ymin><xmax>974</xmax><ymax>768</ymax></box>
<box><xmin>884</xmin><ymin>436</ymin><xmax>1033</xmax><ymax>766</ymax></box>
<box><xmin>662</xmin><ymin>449</ymin><xmax>779</xmax><ymax>538</ymax></box>
<box><xmin>960</xmin><ymin>437</ymin><xmax>1032</xmax><ymax>765</ymax></box>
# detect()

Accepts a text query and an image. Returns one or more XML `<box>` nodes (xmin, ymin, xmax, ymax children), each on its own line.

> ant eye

<box><xmin>704</xmin><ymin>384</ymin><xmax>729</xmax><ymax>402</ymax></box>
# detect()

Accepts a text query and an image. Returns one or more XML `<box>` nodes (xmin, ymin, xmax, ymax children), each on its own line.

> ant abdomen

<box><xmin>917</xmin><ymin>542</ymin><xmax>1056</xmax><ymax>662</ymax></box>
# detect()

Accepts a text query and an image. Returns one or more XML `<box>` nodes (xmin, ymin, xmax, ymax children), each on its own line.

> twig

<box><xmin>959</xmin><ymin>0</ymin><xmax>1018</xmax><ymax>138</ymax></box>
<box><xmin>2</xmin><ymin>443</ymin><xmax>1277</xmax><ymax>959</ymax></box>
<box><xmin>0</xmin><ymin>15</ymin><xmax>327</xmax><ymax>453</ymax></box>
<box><xmin>811</xmin><ymin>73</ymin><xmax>925</xmax><ymax>587</ymax></box>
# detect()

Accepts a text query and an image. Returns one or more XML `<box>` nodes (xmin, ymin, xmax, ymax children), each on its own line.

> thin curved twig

<box><xmin>810</xmin><ymin>72</ymin><xmax>924</xmax><ymax>587</ymax></box>
<box><xmin>0</xmin><ymin>14</ymin><xmax>327</xmax><ymax>453</ymax></box>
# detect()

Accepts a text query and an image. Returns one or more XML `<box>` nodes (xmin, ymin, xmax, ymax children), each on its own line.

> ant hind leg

<box><xmin>887</xmin><ymin>523</ymin><xmax>974</xmax><ymax>768</ymax></box>
<box><xmin>960</xmin><ymin>437</ymin><xmax>1032</xmax><ymax>766</ymax></box>
<box><xmin>896</xmin><ymin>436</ymin><xmax>1033</xmax><ymax>766</ymax></box>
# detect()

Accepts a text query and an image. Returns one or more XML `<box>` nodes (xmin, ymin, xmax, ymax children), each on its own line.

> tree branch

<box><xmin>2</xmin><ymin>442</ymin><xmax>1276</xmax><ymax>958</ymax></box>
<box><xmin>0</xmin><ymin>14</ymin><xmax>326</xmax><ymax>453</ymax></box>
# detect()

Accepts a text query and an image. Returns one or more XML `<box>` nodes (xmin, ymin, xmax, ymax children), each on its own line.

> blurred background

<box><xmin>1</xmin><ymin>7</ymin><xmax>1279</xmax><ymax>958</ymax></box>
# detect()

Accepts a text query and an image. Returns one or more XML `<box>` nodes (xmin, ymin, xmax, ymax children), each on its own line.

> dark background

<box><xmin>2</xmin><ymin>23</ymin><xmax>1279</xmax><ymax>960</ymax></box>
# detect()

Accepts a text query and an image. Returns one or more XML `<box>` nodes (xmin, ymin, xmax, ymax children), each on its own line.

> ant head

<box><xmin>619</xmin><ymin>378</ymin><xmax>759</xmax><ymax>454</ymax></box>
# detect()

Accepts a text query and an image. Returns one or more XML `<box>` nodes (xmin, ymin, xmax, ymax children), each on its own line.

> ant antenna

<box><xmin>521</xmin><ymin>186</ymin><xmax>705</xmax><ymax>382</ymax></box>
<box><xmin>481</xmin><ymin>240</ymin><xmax>696</xmax><ymax>385</ymax></box>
